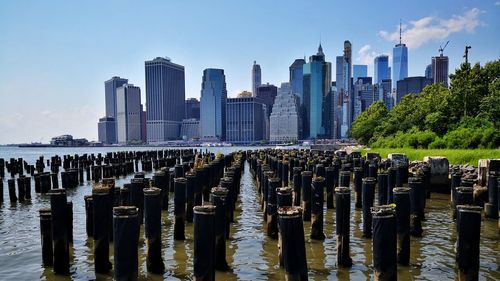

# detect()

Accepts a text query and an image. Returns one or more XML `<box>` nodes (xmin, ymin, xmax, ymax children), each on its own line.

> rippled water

<box><xmin>0</xmin><ymin>146</ymin><xmax>498</xmax><ymax>280</ymax></box>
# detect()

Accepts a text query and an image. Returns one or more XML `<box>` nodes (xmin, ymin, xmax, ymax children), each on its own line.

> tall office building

<box><xmin>353</xmin><ymin>65</ymin><xmax>368</xmax><ymax>82</ymax></box>
<box><xmin>252</xmin><ymin>61</ymin><xmax>262</xmax><ymax>96</ymax></box>
<box><xmin>103</xmin><ymin>76</ymin><xmax>128</xmax><ymax>143</ymax></box>
<box><xmin>145</xmin><ymin>57</ymin><xmax>185</xmax><ymax>142</ymax></box>
<box><xmin>289</xmin><ymin>58</ymin><xmax>306</xmax><ymax>104</ymax></box>
<box><xmin>353</xmin><ymin>77</ymin><xmax>374</xmax><ymax>118</ymax></box>
<box><xmin>226</xmin><ymin>97</ymin><xmax>264</xmax><ymax>143</ymax></box>
<box><xmin>185</xmin><ymin>98</ymin><xmax>200</xmax><ymax>119</ymax></box>
<box><xmin>374</xmin><ymin>79</ymin><xmax>393</xmax><ymax>110</ymax></box>
<box><xmin>392</xmin><ymin>23</ymin><xmax>408</xmax><ymax>91</ymax></box>
<box><xmin>140</xmin><ymin>104</ymin><xmax>146</xmax><ymax>143</ymax></box>
<box><xmin>116</xmin><ymin>84</ymin><xmax>142</xmax><ymax>144</ymax></box>
<box><xmin>303</xmin><ymin>44</ymin><xmax>332</xmax><ymax>139</ymax></box>
<box><xmin>374</xmin><ymin>55</ymin><xmax>390</xmax><ymax>84</ymax></box>
<box><xmin>200</xmin><ymin>68</ymin><xmax>227</xmax><ymax>140</ymax></box>
<box><xmin>336</xmin><ymin>41</ymin><xmax>353</xmax><ymax>138</ymax></box>
<box><xmin>180</xmin><ymin>118</ymin><xmax>200</xmax><ymax>140</ymax></box>
<box><xmin>98</xmin><ymin>116</ymin><xmax>117</xmax><ymax>144</ymax></box>
<box><xmin>256</xmin><ymin>83</ymin><xmax>277</xmax><ymax>140</ymax></box>
<box><xmin>432</xmin><ymin>55</ymin><xmax>449</xmax><ymax>87</ymax></box>
<box><xmin>105</xmin><ymin>76</ymin><xmax>128</xmax><ymax>118</ymax></box>
<box><xmin>396</xmin><ymin>76</ymin><xmax>432</xmax><ymax>104</ymax></box>
<box><xmin>425</xmin><ymin>64</ymin><xmax>433</xmax><ymax>80</ymax></box>
<box><xmin>270</xmin><ymin>84</ymin><xmax>300</xmax><ymax>142</ymax></box>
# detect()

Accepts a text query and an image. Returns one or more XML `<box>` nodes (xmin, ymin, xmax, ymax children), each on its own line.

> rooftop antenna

<box><xmin>399</xmin><ymin>19</ymin><xmax>402</xmax><ymax>45</ymax></box>
<box><xmin>438</xmin><ymin>40</ymin><xmax>449</xmax><ymax>56</ymax></box>
<box><xmin>464</xmin><ymin>45</ymin><xmax>471</xmax><ymax>64</ymax></box>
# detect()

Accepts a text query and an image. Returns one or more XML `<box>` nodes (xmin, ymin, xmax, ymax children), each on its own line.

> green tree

<box><xmin>350</xmin><ymin>101</ymin><xmax>388</xmax><ymax>144</ymax></box>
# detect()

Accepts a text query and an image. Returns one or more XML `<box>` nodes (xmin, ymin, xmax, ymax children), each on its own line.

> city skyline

<box><xmin>1</xmin><ymin>1</ymin><xmax>499</xmax><ymax>143</ymax></box>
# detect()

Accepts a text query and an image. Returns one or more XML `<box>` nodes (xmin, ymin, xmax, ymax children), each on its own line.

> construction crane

<box><xmin>438</xmin><ymin>40</ymin><xmax>449</xmax><ymax>56</ymax></box>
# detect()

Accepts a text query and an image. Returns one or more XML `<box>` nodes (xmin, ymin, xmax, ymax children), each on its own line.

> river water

<box><xmin>0</xmin><ymin>146</ymin><xmax>498</xmax><ymax>280</ymax></box>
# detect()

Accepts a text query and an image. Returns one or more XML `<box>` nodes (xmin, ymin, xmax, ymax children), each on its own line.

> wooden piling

<box><xmin>49</xmin><ymin>189</ymin><xmax>69</xmax><ymax>275</ymax></box>
<box><xmin>362</xmin><ymin>177</ymin><xmax>376</xmax><ymax>238</ymax></box>
<box><xmin>393</xmin><ymin>187</ymin><xmax>410</xmax><ymax>265</ymax></box>
<box><xmin>456</xmin><ymin>205</ymin><xmax>482</xmax><ymax>281</ymax></box>
<box><xmin>211</xmin><ymin>187</ymin><xmax>229</xmax><ymax>271</ymax></box>
<box><xmin>174</xmin><ymin>177</ymin><xmax>187</xmax><ymax>240</ymax></box>
<box><xmin>144</xmin><ymin>187</ymin><xmax>165</xmax><ymax>273</ymax></box>
<box><xmin>39</xmin><ymin>208</ymin><xmax>53</xmax><ymax>267</ymax></box>
<box><xmin>301</xmin><ymin>171</ymin><xmax>312</xmax><ymax>221</ymax></box>
<box><xmin>311</xmin><ymin>176</ymin><xmax>325</xmax><ymax>240</ymax></box>
<box><xmin>278</xmin><ymin>206</ymin><xmax>308</xmax><ymax>281</ymax></box>
<box><xmin>336</xmin><ymin>186</ymin><xmax>352</xmax><ymax>267</ymax></box>
<box><xmin>92</xmin><ymin>186</ymin><xmax>112</xmax><ymax>273</ymax></box>
<box><xmin>193</xmin><ymin>205</ymin><xmax>216</xmax><ymax>281</ymax></box>
<box><xmin>372</xmin><ymin>205</ymin><xmax>397</xmax><ymax>281</ymax></box>
<box><xmin>113</xmin><ymin>206</ymin><xmax>140</xmax><ymax>281</ymax></box>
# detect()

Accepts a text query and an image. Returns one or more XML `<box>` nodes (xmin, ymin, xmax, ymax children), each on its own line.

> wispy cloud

<box><xmin>356</xmin><ymin>44</ymin><xmax>390</xmax><ymax>66</ymax></box>
<box><xmin>378</xmin><ymin>8</ymin><xmax>481</xmax><ymax>49</ymax></box>
<box><xmin>496</xmin><ymin>1</ymin><xmax>500</xmax><ymax>6</ymax></box>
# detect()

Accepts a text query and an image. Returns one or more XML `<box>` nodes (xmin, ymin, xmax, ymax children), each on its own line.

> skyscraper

<box><xmin>374</xmin><ymin>55</ymin><xmax>390</xmax><ymax>84</ymax></box>
<box><xmin>289</xmin><ymin>58</ymin><xmax>305</xmax><ymax>104</ymax></box>
<box><xmin>270</xmin><ymin>83</ymin><xmax>300</xmax><ymax>142</ymax></box>
<box><xmin>226</xmin><ymin>96</ymin><xmax>264</xmax><ymax>143</ymax></box>
<box><xmin>432</xmin><ymin>55</ymin><xmax>449</xmax><ymax>87</ymax></box>
<box><xmin>105</xmin><ymin>76</ymin><xmax>128</xmax><ymax>118</ymax></box>
<box><xmin>200</xmin><ymin>68</ymin><xmax>227</xmax><ymax>140</ymax></box>
<box><xmin>252</xmin><ymin>61</ymin><xmax>261</xmax><ymax>96</ymax></box>
<box><xmin>374</xmin><ymin>79</ymin><xmax>393</xmax><ymax>110</ymax></box>
<box><xmin>256</xmin><ymin>83</ymin><xmax>278</xmax><ymax>140</ymax></box>
<box><xmin>116</xmin><ymin>84</ymin><xmax>142</xmax><ymax>144</ymax></box>
<box><xmin>303</xmin><ymin>44</ymin><xmax>332</xmax><ymax>139</ymax></box>
<box><xmin>392</xmin><ymin>23</ymin><xmax>408</xmax><ymax>90</ymax></box>
<box><xmin>98</xmin><ymin>117</ymin><xmax>117</xmax><ymax>144</ymax></box>
<box><xmin>185</xmin><ymin>98</ymin><xmax>200</xmax><ymax>119</ymax></box>
<box><xmin>145</xmin><ymin>57</ymin><xmax>185</xmax><ymax>142</ymax></box>
<box><xmin>353</xmin><ymin>64</ymin><xmax>368</xmax><ymax>82</ymax></box>
<box><xmin>353</xmin><ymin>77</ymin><xmax>374</xmax><ymax>117</ymax></box>
<box><xmin>337</xmin><ymin>41</ymin><xmax>353</xmax><ymax>138</ymax></box>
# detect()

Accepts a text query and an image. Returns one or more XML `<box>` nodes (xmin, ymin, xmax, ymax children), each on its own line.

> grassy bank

<box><xmin>359</xmin><ymin>148</ymin><xmax>500</xmax><ymax>165</ymax></box>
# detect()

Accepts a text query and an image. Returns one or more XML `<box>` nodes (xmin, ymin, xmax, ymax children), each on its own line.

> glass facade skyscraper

<box><xmin>374</xmin><ymin>55</ymin><xmax>390</xmax><ymax>84</ymax></box>
<box><xmin>289</xmin><ymin>58</ymin><xmax>305</xmax><ymax>104</ymax></box>
<box><xmin>432</xmin><ymin>55</ymin><xmax>449</xmax><ymax>87</ymax></box>
<box><xmin>105</xmin><ymin>76</ymin><xmax>128</xmax><ymax>118</ymax></box>
<box><xmin>200</xmin><ymin>68</ymin><xmax>227</xmax><ymax>140</ymax></box>
<box><xmin>116</xmin><ymin>84</ymin><xmax>142</xmax><ymax>144</ymax></box>
<box><xmin>226</xmin><ymin>97</ymin><xmax>264</xmax><ymax>143</ymax></box>
<box><xmin>392</xmin><ymin>43</ymin><xmax>408</xmax><ymax>89</ymax></box>
<box><xmin>303</xmin><ymin>44</ymin><xmax>331</xmax><ymax>139</ymax></box>
<box><xmin>145</xmin><ymin>57</ymin><xmax>185</xmax><ymax>142</ymax></box>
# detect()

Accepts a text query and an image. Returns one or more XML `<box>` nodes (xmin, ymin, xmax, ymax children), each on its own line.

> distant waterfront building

<box><xmin>185</xmin><ymin>98</ymin><xmax>200</xmax><ymax>119</ymax></box>
<box><xmin>353</xmin><ymin>64</ymin><xmax>368</xmax><ymax>82</ymax></box>
<box><xmin>432</xmin><ymin>55</ymin><xmax>449</xmax><ymax>87</ymax></box>
<box><xmin>226</xmin><ymin>97</ymin><xmax>264</xmax><ymax>143</ymax></box>
<box><xmin>98</xmin><ymin>116</ymin><xmax>117</xmax><ymax>144</ymax></box>
<box><xmin>116</xmin><ymin>84</ymin><xmax>142</xmax><ymax>144</ymax></box>
<box><xmin>303</xmin><ymin>44</ymin><xmax>332</xmax><ymax>139</ymax></box>
<box><xmin>252</xmin><ymin>61</ymin><xmax>262</xmax><ymax>96</ymax></box>
<box><xmin>180</xmin><ymin>118</ymin><xmax>200</xmax><ymax>140</ymax></box>
<box><xmin>200</xmin><ymin>68</ymin><xmax>227</xmax><ymax>141</ymax></box>
<box><xmin>51</xmin><ymin>135</ymin><xmax>89</xmax><ymax>146</ymax></box>
<box><xmin>270</xmin><ymin>89</ymin><xmax>300</xmax><ymax>142</ymax></box>
<box><xmin>145</xmin><ymin>57</ymin><xmax>185</xmax><ymax>142</ymax></box>
<box><xmin>425</xmin><ymin>64</ymin><xmax>433</xmax><ymax>80</ymax></box>
<box><xmin>374</xmin><ymin>55</ymin><xmax>390</xmax><ymax>84</ymax></box>
<box><xmin>396</xmin><ymin>76</ymin><xmax>432</xmax><ymax>104</ymax></box>
<box><xmin>289</xmin><ymin>58</ymin><xmax>305</xmax><ymax>104</ymax></box>
<box><xmin>392</xmin><ymin>24</ymin><xmax>408</xmax><ymax>91</ymax></box>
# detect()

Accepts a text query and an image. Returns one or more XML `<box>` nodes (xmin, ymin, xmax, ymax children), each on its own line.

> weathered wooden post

<box><xmin>193</xmin><ymin>205</ymin><xmax>216</xmax><ymax>281</ymax></box>
<box><xmin>92</xmin><ymin>186</ymin><xmax>112</xmax><ymax>273</ymax></box>
<box><xmin>113</xmin><ymin>206</ymin><xmax>140</xmax><ymax>281</ymax></box>
<box><xmin>84</xmin><ymin>195</ymin><xmax>93</xmax><ymax>237</ymax></box>
<box><xmin>39</xmin><ymin>208</ymin><xmax>53</xmax><ymax>266</ymax></box>
<box><xmin>211</xmin><ymin>186</ymin><xmax>229</xmax><ymax>271</ymax></box>
<box><xmin>278</xmin><ymin>206</ymin><xmax>308</xmax><ymax>281</ymax></box>
<box><xmin>485</xmin><ymin>174</ymin><xmax>498</xmax><ymax>219</ymax></box>
<box><xmin>387</xmin><ymin>167</ymin><xmax>396</xmax><ymax>204</ymax></box>
<box><xmin>311</xmin><ymin>176</ymin><xmax>325</xmax><ymax>240</ymax></box>
<box><xmin>393</xmin><ymin>187</ymin><xmax>410</xmax><ymax>265</ymax></box>
<box><xmin>340</xmin><ymin>171</ymin><xmax>350</xmax><ymax>188</ymax></box>
<box><xmin>377</xmin><ymin>173</ymin><xmax>388</xmax><ymax>205</ymax></box>
<box><xmin>267</xmin><ymin>177</ymin><xmax>280</xmax><ymax>239</ymax></box>
<box><xmin>336</xmin><ymin>186</ymin><xmax>352</xmax><ymax>267</ymax></box>
<box><xmin>353</xmin><ymin>167</ymin><xmax>363</xmax><ymax>208</ymax></box>
<box><xmin>372</xmin><ymin>205</ymin><xmax>397</xmax><ymax>281</ymax></box>
<box><xmin>292</xmin><ymin>167</ymin><xmax>302</xmax><ymax>206</ymax></box>
<box><xmin>153</xmin><ymin>170</ymin><xmax>169</xmax><ymax>210</ymax></box>
<box><xmin>408</xmin><ymin>177</ymin><xmax>424</xmax><ymax>237</ymax></box>
<box><xmin>49</xmin><ymin>189</ymin><xmax>69</xmax><ymax>274</ymax></box>
<box><xmin>456</xmin><ymin>205</ymin><xmax>482</xmax><ymax>281</ymax></box>
<box><xmin>362</xmin><ymin>177</ymin><xmax>376</xmax><ymax>238</ymax></box>
<box><xmin>174</xmin><ymin>177</ymin><xmax>187</xmax><ymax>240</ymax></box>
<box><xmin>301</xmin><ymin>171</ymin><xmax>313</xmax><ymax>221</ymax></box>
<box><xmin>325</xmin><ymin>166</ymin><xmax>335</xmax><ymax>209</ymax></box>
<box><xmin>8</xmin><ymin>178</ymin><xmax>17</xmax><ymax>202</ymax></box>
<box><xmin>186</xmin><ymin>171</ymin><xmax>196</xmax><ymax>223</ymax></box>
<box><xmin>144</xmin><ymin>187</ymin><xmax>165</xmax><ymax>273</ymax></box>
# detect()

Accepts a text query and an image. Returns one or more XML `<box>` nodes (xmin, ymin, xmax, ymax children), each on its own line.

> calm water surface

<box><xmin>0</xmin><ymin>146</ymin><xmax>498</xmax><ymax>280</ymax></box>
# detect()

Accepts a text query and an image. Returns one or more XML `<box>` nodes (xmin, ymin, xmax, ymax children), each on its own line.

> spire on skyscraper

<box><xmin>317</xmin><ymin>43</ymin><xmax>324</xmax><ymax>56</ymax></box>
<box><xmin>399</xmin><ymin>19</ymin><xmax>402</xmax><ymax>45</ymax></box>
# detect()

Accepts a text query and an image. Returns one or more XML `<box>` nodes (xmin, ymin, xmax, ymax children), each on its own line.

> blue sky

<box><xmin>0</xmin><ymin>0</ymin><xmax>499</xmax><ymax>143</ymax></box>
